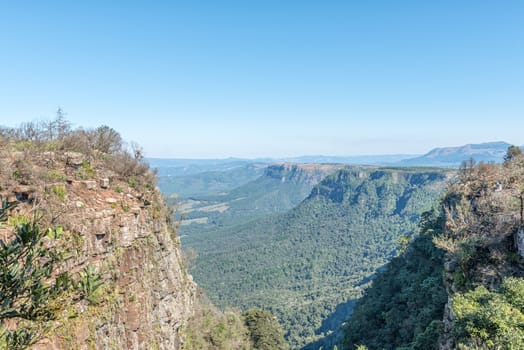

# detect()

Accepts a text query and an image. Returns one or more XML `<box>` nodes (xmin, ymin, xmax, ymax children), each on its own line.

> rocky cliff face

<box><xmin>435</xmin><ymin>159</ymin><xmax>524</xmax><ymax>349</ymax></box>
<box><xmin>264</xmin><ymin>163</ymin><xmax>346</xmax><ymax>186</ymax></box>
<box><xmin>0</xmin><ymin>145</ymin><xmax>195</xmax><ymax>349</ymax></box>
<box><xmin>309</xmin><ymin>168</ymin><xmax>449</xmax><ymax>204</ymax></box>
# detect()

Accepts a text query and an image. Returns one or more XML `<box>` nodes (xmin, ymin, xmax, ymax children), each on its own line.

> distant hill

<box><xmin>150</xmin><ymin>142</ymin><xmax>520</xmax><ymax>181</ymax></box>
<box><xmin>184</xmin><ymin>167</ymin><xmax>451</xmax><ymax>348</ymax></box>
<box><xmin>148</xmin><ymin>157</ymin><xmax>259</xmax><ymax>177</ymax></box>
<box><xmin>179</xmin><ymin>163</ymin><xmax>345</xmax><ymax>232</ymax></box>
<box><xmin>399</xmin><ymin>141</ymin><xmax>513</xmax><ymax>166</ymax></box>
<box><xmin>156</xmin><ymin>163</ymin><xmax>266</xmax><ymax>197</ymax></box>
<box><xmin>281</xmin><ymin>154</ymin><xmax>417</xmax><ymax>165</ymax></box>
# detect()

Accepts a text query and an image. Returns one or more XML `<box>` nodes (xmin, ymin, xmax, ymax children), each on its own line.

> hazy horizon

<box><xmin>146</xmin><ymin>153</ymin><xmax>420</xmax><ymax>161</ymax></box>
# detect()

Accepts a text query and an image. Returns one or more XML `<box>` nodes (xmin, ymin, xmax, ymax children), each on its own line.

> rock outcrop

<box><xmin>0</xmin><ymin>146</ymin><xmax>195</xmax><ymax>350</ymax></box>
<box><xmin>436</xmin><ymin>159</ymin><xmax>524</xmax><ymax>349</ymax></box>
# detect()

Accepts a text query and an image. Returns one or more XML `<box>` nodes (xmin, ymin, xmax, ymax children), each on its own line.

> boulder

<box><xmin>64</xmin><ymin>151</ymin><xmax>84</xmax><ymax>167</ymax></box>
<box><xmin>100</xmin><ymin>178</ymin><xmax>110</xmax><ymax>189</ymax></box>
<box><xmin>444</xmin><ymin>258</ymin><xmax>457</xmax><ymax>272</ymax></box>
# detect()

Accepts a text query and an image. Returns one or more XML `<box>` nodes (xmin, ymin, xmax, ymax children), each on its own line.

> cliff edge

<box><xmin>0</xmin><ymin>122</ymin><xmax>195</xmax><ymax>349</ymax></box>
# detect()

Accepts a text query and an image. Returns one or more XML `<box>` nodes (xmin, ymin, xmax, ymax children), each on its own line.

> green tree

<box><xmin>342</xmin><ymin>210</ymin><xmax>447</xmax><ymax>350</ymax></box>
<box><xmin>452</xmin><ymin>277</ymin><xmax>524</xmax><ymax>349</ymax></box>
<box><xmin>243</xmin><ymin>309</ymin><xmax>289</xmax><ymax>350</ymax></box>
<box><xmin>504</xmin><ymin>145</ymin><xmax>523</xmax><ymax>163</ymax></box>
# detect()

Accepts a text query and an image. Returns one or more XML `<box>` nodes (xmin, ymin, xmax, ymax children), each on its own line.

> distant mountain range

<box><xmin>147</xmin><ymin>158</ymin><xmax>261</xmax><ymax>177</ymax></box>
<box><xmin>149</xmin><ymin>141</ymin><xmax>521</xmax><ymax>171</ymax></box>
<box><xmin>279</xmin><ymin>154</ymin><xmax>416</xmax><ymax>165</ymax></box>
<box><xmin>156</xmin><ymin>163</ymin><xmax>266</xmax><ymax>197</ymax></box>
<box><xmin>399</xmin><ymin>141</ymin><xmax>515</xmax><ymax>166</ymax></box>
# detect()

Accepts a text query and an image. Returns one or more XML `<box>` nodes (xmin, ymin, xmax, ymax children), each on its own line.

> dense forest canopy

<box><xmin>185</xmin><ymin>167</ymin><xmax>450</xmax><ymax>348</ymax></box>
<box><xmin>343</xmin><ymin>149</ymin><xmax>524</xmax><ymax>349</ymax></box>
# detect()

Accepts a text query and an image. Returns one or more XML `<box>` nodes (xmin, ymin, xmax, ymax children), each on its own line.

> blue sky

<box><xmin>1</xmin><ymin>1</ymin><xmax>523</xmax><ymax>158</ymax></box>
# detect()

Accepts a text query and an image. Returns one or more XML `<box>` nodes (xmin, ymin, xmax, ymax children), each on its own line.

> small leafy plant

<box><xmin>77</xmin><ymin>265</ymin><xmax>104</xmax><ymax>305</ymax></box>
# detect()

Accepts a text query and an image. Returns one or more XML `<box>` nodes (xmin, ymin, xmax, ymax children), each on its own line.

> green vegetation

<box><xmin>183</xmin><ymin>307</ymin><xmax>251</xmax><ymax>350</ymax></box>
<box><xmin>46</xmin><ymin>169</ymin><xmax>67</xmax><ymax>182</ymax></box>
<box><xmin>243</xmin><ymin>308</ymin><xmax>289</xmax><ymax>350</ymax></box>
<box><xmin>179</xmin><ymin>164</ymin><xmax>343</xmax><ymax>235</ymax></box>
<box><xmin>77</xmin><ymin>265</ymin><xmax>104</xmax><ymax>305</ymax></box>
<box><xmin>184</xmin><ymin>168</ymin><xmax>449</xmax><ymax>348</ymax></box>
<box><xmin>342</xmin><ymin>146</ymin><xmax>524</xmax><ymax>350</ymax></box>
<box><xmin>0</xmin><ymin>221</ymin><xmax>72</xmax><ymax>350</ymax></box>
<box><xmin>452</xmin><ymin>277</ymin><xmax>524</xmax><ymax>349</ymax></box>
<box><xmin>51</xmin><ymin>184</ymin><xmax>67</xmax><ymax>200</ymax></box>
<box><xmin>342</xmin><ymin>208</ymin><xmax>447</xmax><ymax>350</ymax></box>
<box><xmin>76</xmin><ymin>160</ymin><xmax>96</xmax><ymax>180</ymax></box>
<box><xmin>182</xmin><ymin>294</ymin><xmax>288</xmax><ymax>350</ymax></box>
<box><xmin>504</xmin><ymin>145</ymin><xmax>523</xmax><ymax>163</ymax></box>
<box><xmin>7</xmin><ymin>215</ymin><xmax>31</xmax><ymax>228</ymax></box>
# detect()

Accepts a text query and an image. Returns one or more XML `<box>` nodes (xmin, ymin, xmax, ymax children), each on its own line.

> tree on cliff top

<box><xmin>504</xmin><ymin>145</ymin><xmax>523</xmax><ymax>163</ymax></box>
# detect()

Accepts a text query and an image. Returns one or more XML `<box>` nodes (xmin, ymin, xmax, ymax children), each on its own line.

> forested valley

<box><xmin>160</xmin><ymin>165</ymin><xmax>450</xmax><ymax>348</ymax></box>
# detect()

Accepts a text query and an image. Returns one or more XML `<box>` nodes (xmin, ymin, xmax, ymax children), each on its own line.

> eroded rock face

<box><xmin>0</xmin><ymin>148</ymin><xmax>195</xmax><ymax>350</ymax></box>
<box><xmin>438</xmin><ymin>297</ymin><xmax>455</xmax><ymax>350</ymax></box>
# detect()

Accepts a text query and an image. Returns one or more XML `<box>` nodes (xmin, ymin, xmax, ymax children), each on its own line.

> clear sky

<box><xmin>0</xmin><ymin>1</ymin><xmax>523</xmax><ymax>158</ymax></box>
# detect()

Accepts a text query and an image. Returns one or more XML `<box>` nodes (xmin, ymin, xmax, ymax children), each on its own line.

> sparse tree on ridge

<box><xmin>504</xmin><ymin>145</ymin><xmax>523</xmax><ymax>163</ymax></box>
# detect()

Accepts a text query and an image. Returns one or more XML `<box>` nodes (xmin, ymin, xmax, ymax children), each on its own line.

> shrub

<box><xmin>46</xmin><ymin>170</ymin><xmax>66</xmax><ymax>182</ymax></box>
<box><xmin>452</xmin><ymin>277</ymin><xmax>524</xmax><ymax>349</ymax></box>
<box><xmin>243</xmin><ymin>308</ymin><xmax>289</xmax><ymax>350</ymax></box>
<box><xmin>52</xmin><ymin>184</ymin><xmax>67</xmax><ymax>200</ymax></box>
<box><xmin>181</xmin><ymin>294</ymin><xmax>252</xmax><ymax>350</ymax></box>
<box><xmin>0</xmin><ymin>222</ymin><xmax>72</xmax><ymax>349</ymax></box>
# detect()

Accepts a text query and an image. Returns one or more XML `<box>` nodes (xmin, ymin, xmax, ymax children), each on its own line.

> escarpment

<box><xmin>436</xmin><ymin>158</ymin><xmax>524</xmax><ymax>349</ymax></box>
<box><xmin>264</xmin><ymin>163</ymin><xmax>346</xmax><ymax>186</ymax></box>
<box><xmin>0</xmin><ymin>128</ymin><xmax>195</xmax><ymax>349</ymax></box>
<box><xmin>342</xmin><ymin>153</ymin><xmax>524</xmax><ymax>350</ymax></box>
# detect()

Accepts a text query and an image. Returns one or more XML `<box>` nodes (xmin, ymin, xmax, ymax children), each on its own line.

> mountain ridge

<box><xmin>179</xmin><ymin>163</ymin><xmax>346</xmax><ymax>232</ymax></box>
<box><xmin>151</xmin><ymin>141</ymin><xmax>521</xmax><ymax>173</ymax></box>
<box><xmin>400</xmin><ymin>141</ymin><xmax>514</xmax><ymax>166</ymax></box>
